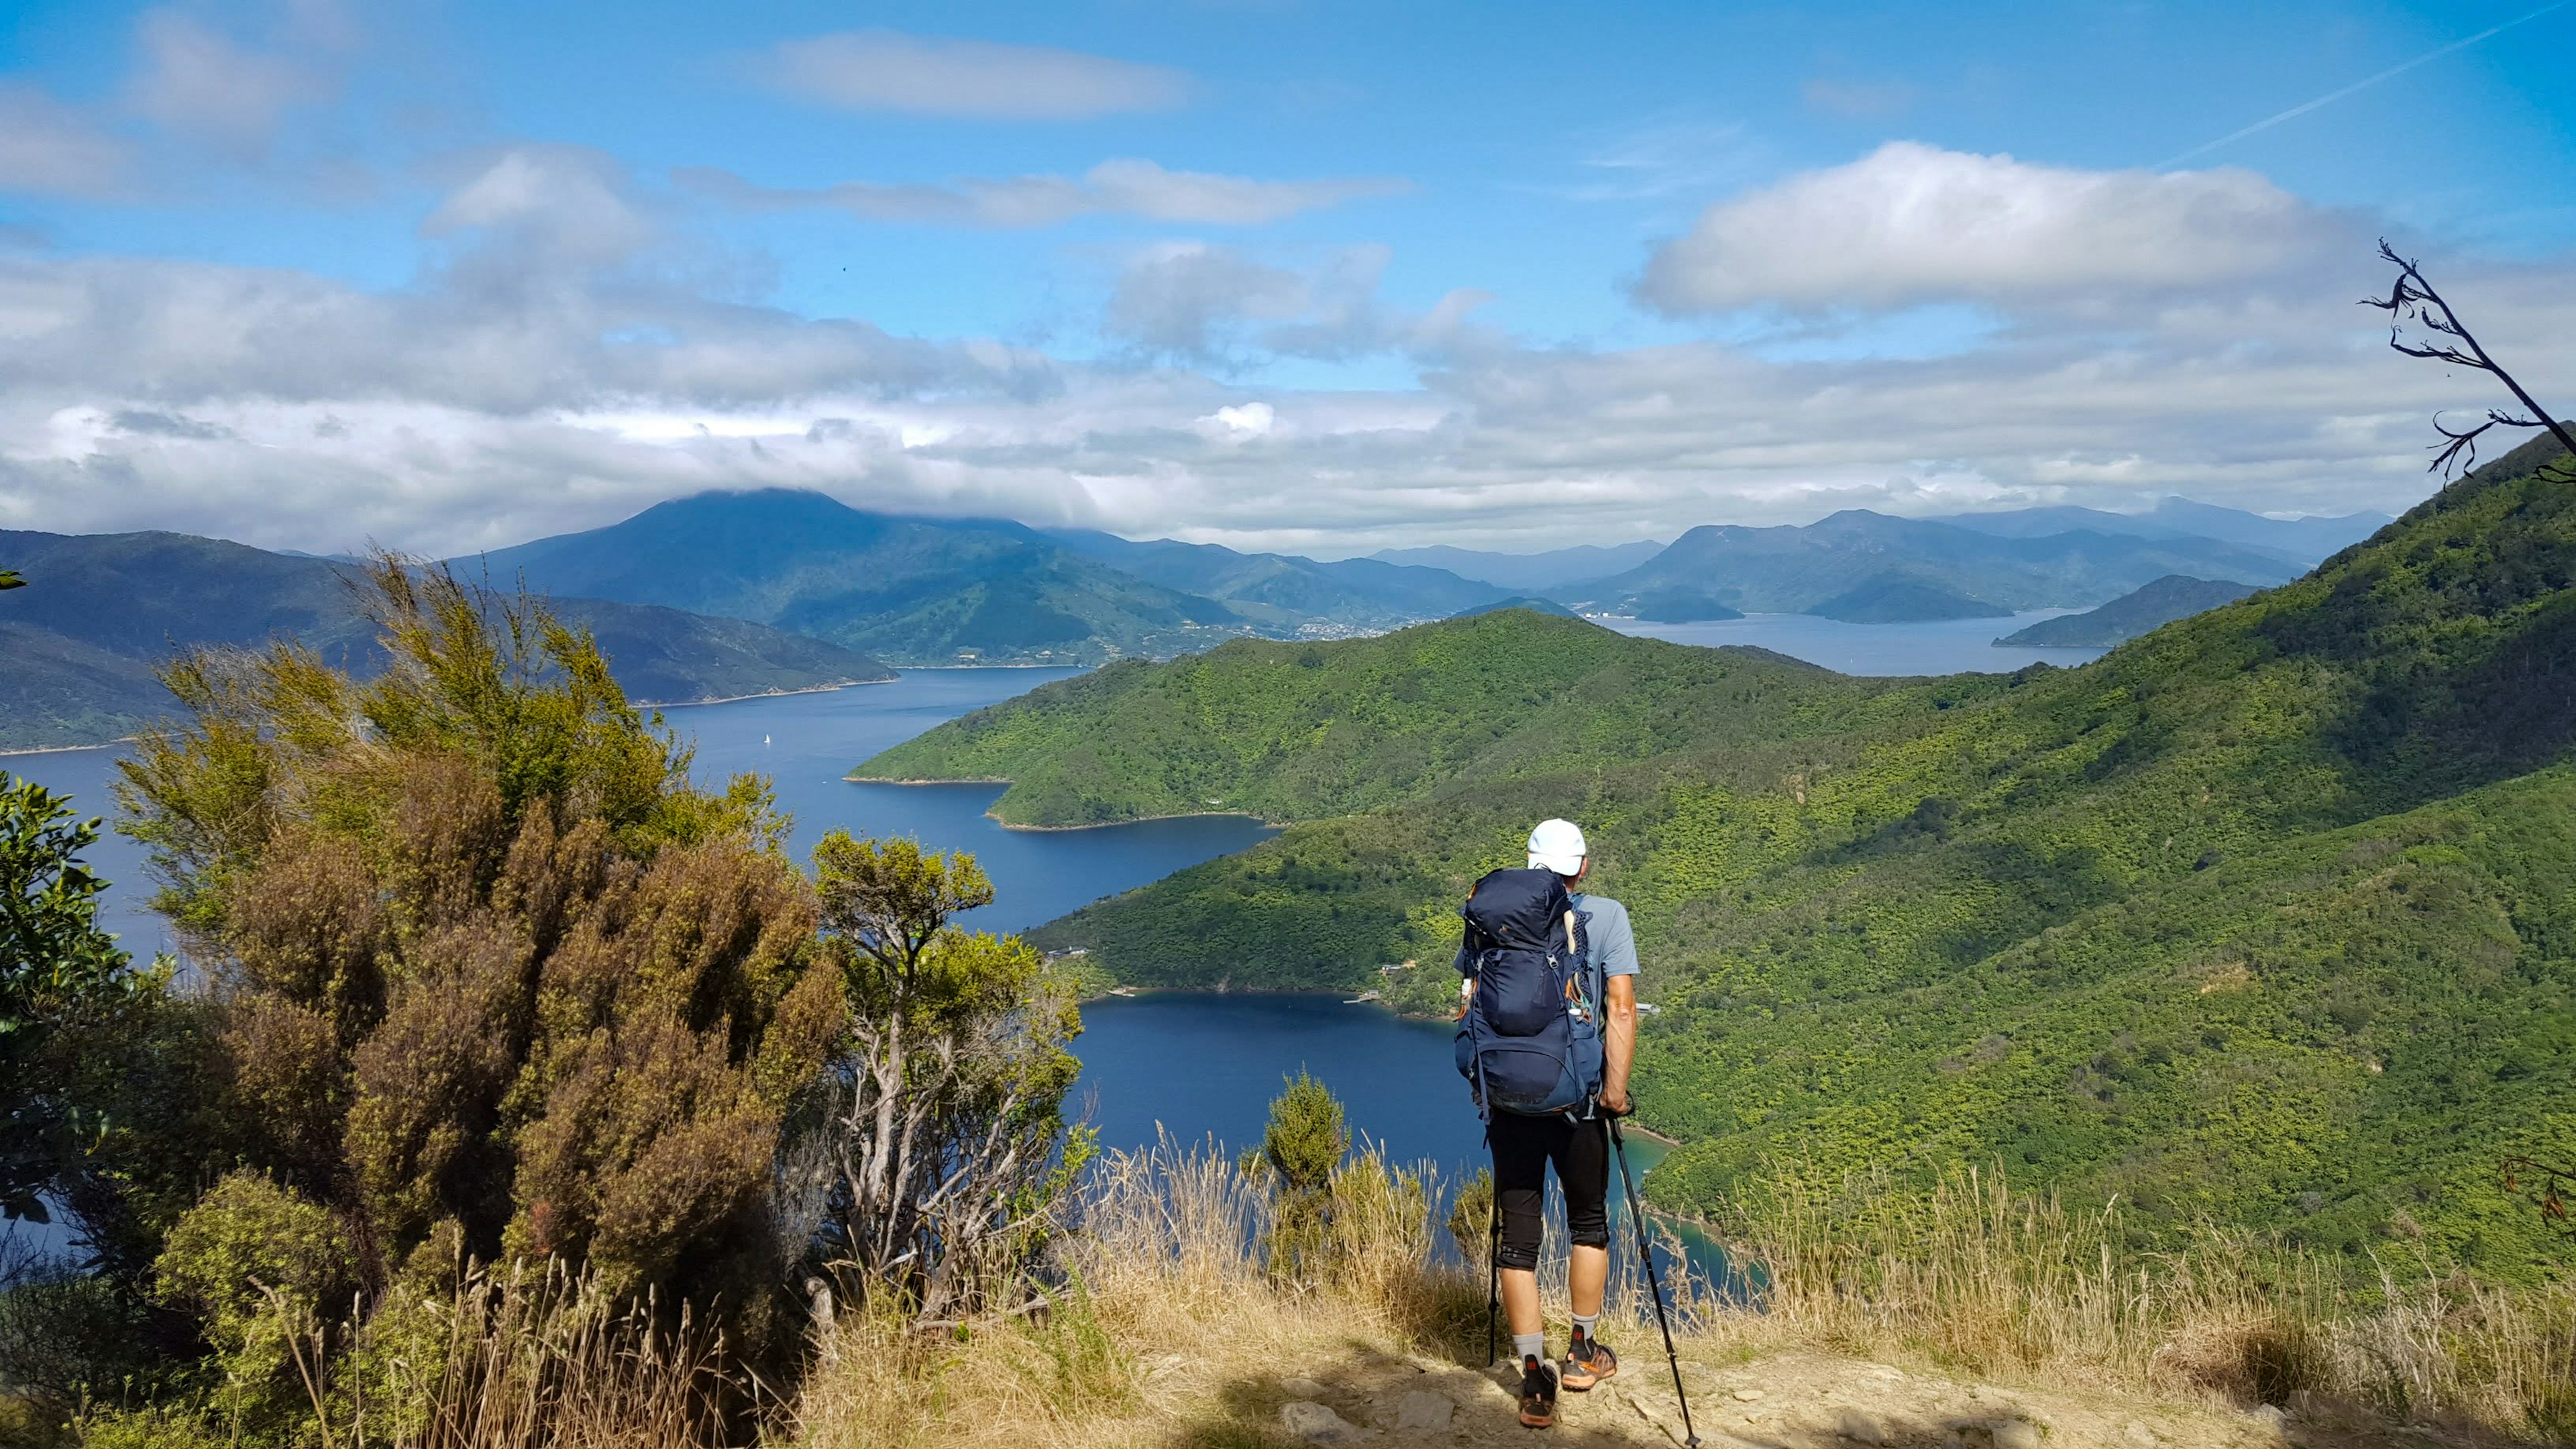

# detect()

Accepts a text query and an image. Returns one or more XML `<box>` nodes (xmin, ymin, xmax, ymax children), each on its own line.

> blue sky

<box><xmin>2</xmin><ymin>0</ymin><xmax>2571</xmax><ymax>556</ymax></box>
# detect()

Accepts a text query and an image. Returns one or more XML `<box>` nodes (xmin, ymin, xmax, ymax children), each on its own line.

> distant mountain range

<box><xmin>1366</xmin><ymin>541</ymin><xmax>1667</xmax><ymax>590</ymax></box>
<box><xmin>0</xmin><ymin>529</ymin><xmax>891</xmax><ymax>751</ymax></box>
<box><xmin>1572</xmin><ymin>508</ymin><xmax>2313</xmax><ymax>620</ymax></box>
<box><xmin>1997</xmin><ymin>575</ymin><xmax>2262</xmax><ymax>649</ymax></box>
<box><xmin>1933</xmin><ymin>498</ymin><xmax>2389</xmax><ymax>561</ymax></box>
<box><xmin>4</xmin><ymin>489</ymin><xmax>2396</xmax><ymax>749</ymax></box>
<box><xmin>1043</xmin><ymin>529</ymin><xmax>1507</xmax><ymax>629</ymax></box>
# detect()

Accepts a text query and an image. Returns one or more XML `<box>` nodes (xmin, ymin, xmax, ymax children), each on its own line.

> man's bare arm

<box><xmin>1600</xmin><ymin>973</ymin><xmax>1636</xmax><ymax>1114</ymax></box>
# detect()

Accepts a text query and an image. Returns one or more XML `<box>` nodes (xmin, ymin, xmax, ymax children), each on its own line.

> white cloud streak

<box><xmin>0</xmin><ymin>85</ymin><xmax>131</xmax><ymax>198</ymax></box>
<box><xmin>126</xmin><ymin>8</ymin><xmax>327</xmax><ymax>158</ymax></box>
<box><xmin>681</xmin><ymin>158</ymin><xmax>1405</xmax><ymax>228</ymax></box>
<box><xmin>1102</xmin><ymin>242</ymin><xmax>1501</xmax><ymax>367</ymax></box>
<box><xmin>761</xmin><ymin>31</ymin><xmax>1190</xmax><ymax>120</ymax></box>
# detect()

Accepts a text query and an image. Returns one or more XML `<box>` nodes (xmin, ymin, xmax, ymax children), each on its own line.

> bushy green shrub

<box><xmin>1242</xmin><ymin>1071</ymin><xmax>1348</xmax><ymax>1279</ymax></box>
<box><xmin>69</xmin><ymin>559</ymin><xmax>850</xmax><ymax>1429</ymax></box>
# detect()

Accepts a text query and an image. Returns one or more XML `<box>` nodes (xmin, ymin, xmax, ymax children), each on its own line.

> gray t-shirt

<box><xmin>1570</xmin><ymin>892</ymin><xmax>1639</xmax><ymax>979</ymax></box>
<box><xmin>1453</xmin><ymin>890</ymin><xmax>1639</xmax><ymax>979</ymax></box>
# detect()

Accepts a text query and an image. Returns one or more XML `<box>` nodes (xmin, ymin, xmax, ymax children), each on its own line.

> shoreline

<box><xmin>844</xmin><ymin>777</ymin><xmax>1281</xmax><ymax>835</ymax></box>
<box><xmin>7</xmin><ymin>676</ymin><xmax>906</xmax><ymax>755</ymax></box>
<box><xmin>0</xmin><ymin>738</ymin><xmax>140</xmax><ymax>758</ymax></box>
<box><xmin>991</xmin><ymin>806</ymin><xmax>1279</xmax><ymax>834</ymax></box>
<box><xmin>649</xmin><ymin>676</ymin><xmax>896</xmax><ymax>710</ymax></box>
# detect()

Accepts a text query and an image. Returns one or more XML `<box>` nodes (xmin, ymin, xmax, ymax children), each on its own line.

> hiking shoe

<box><xmin>1517</xmin><ymin>1355</ymin><xmax>1558</xmax><ymax>1428</ymax></box>
<box><xmin>1562</xmin><ymin>1332</ymin><xmax>1619</xmax><ymax>1391</ymax></box>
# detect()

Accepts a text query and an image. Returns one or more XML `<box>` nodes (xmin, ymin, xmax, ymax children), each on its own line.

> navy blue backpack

<box><xmin>1453</xmin><ymin>867</ymin><xmax>1607</xmax><ymax>1120</ymax></box>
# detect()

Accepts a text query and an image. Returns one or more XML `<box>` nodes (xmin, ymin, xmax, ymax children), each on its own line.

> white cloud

<box><xmin>0</xmin><ymin>150</ymin><xmax>1041</xmax><ymax>415</ymax></box>
<box><xmin>426</xmin><ymin>147</ymin><xmax>659</xmax><ymax>268</ymax></box>
<box><xmin>761</xmin><ymin>31</ymin><xmax>1189</xmax><ymax>120</ymax></box>
<box><xmin>127</xmin><ymin>9</ymin><xmax>325</xmax><ymax>158</ymax></box>
<box><xmin>681</xmin><ymin>158</ymin><xmax>1405</xmax><ymax>229</ymax></box>
<box><xmin>0</xmin><ymin>85</ymin><xmax>131</xmax><ymax>198</ymax></box>
<box><xmin>1197</xmin><ymin>401</ymin><xmax>1275</xmax><ymax>440</ymax></box>
<box><xmin>1105</xmin><ymin>244</ymin><xmax>1315</xmax><ymax>362</ymax></box>
<box><xmin>3</xmin><ymin>140</ymin><xmax>2571</xmax><ymax>561</ymax></box>
<box><xmin>1103</xmin><ymin>242</ymin><xmax>1501</xmax><ymax>366</ymax></box>
<box><xmin>1638</xmin><ymin>142</ymin><xmax>2344</xmax><ymax>314</ymax></box>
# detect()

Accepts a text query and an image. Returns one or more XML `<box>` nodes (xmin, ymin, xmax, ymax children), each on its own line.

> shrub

<box><xmin>1241</xmin><ymin>1071</ymin><xmax>1347</xmax><ymax>1279</ymax></box>
<box><xmin>97</xmin><ymin>559</ymin><xmax>846</xmax><ymax>1401</ymax></box>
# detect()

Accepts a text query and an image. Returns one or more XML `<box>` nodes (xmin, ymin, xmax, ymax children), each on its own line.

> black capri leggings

<box><xmin>1488</xmin><ymin>1110</ymin><xmax>1610</xmax><ymax>1272</ymax></box>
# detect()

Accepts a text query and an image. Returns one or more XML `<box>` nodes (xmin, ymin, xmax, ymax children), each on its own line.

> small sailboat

<box><xmin>763</xmin><ymin>734</ymin><xmax>771</xmax><ymax>745</ymax></box>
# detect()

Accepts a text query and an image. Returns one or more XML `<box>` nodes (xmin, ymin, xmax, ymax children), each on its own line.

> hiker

<box><xmin>1454</xmin><ymin>817</ymin><xmax>1638</xmax><ymax>1430</ymax></box>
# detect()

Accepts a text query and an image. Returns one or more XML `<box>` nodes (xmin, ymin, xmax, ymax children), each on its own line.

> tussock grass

<box><xmin>239</xmin><ymin>1262</ymin><xmax>738</xmax><ymax>1449</ymax></box>
<box><xmin>794</xmin><ymin>1146</ymin><xmax>2576</xmax><ymax>1447</ymax></box>
<box><xmin>1718</xmin><ymin>1161</ymin><xmax>2576</xmax><ymax>1440</ymax></box>
<box><xmin>118</xmin><ymin>1144</ymin><xmax>2564</xmax><ymax>1446</ymax></box>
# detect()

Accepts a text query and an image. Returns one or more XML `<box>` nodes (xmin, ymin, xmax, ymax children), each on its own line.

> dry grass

<box><xmin>792</xmin><ymin>1147</ymin><xmax>2576</xmax><ymax>1448</ymax></box>
<box><xmin>277</xmin><ymin>1261</ymin><xmax>743</xmax><ymax>1449</ymax></box>
<box><xmin>1714</xmin><ymin>1161</ymin><xmax>2576</xmax><ymax>1441</ymax></box>
<box><xmin>174</xmin><ymin>1144</ymin><xmax>2569</xmax><ymax>1446</ymax></box>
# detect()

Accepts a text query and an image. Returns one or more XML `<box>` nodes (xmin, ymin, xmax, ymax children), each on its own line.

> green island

<box><xmin>859</xmin><ymin>432</ymin><xmax>2576</xmax><ymax>1273</ymax></box>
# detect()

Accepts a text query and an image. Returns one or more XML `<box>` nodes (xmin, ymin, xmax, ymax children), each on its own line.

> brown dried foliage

<box><xmin>117</xmin><ymin>558</ymin><xmax>847</xmax><ymax>1362</ymax></box>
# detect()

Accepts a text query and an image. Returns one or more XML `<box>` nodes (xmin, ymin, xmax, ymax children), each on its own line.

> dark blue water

<box><xmin>659</xmin><ymin>673</ymin><xmax>1279</xmax><ymax>934</ymax></box>
<box><xmin>0</xmin><ymin>748</ymin><xmax>166</xmax><ymax>960</ymax></box>
<box><xmin>5</xmin><ymin>668</ymin><xmax>1721</xmax><ymax>1278</ymax></box>
<box><xmin>1074</xmin><ymin>991</ymin><xmax>1723</xmax><ymax>1285</ymax></box>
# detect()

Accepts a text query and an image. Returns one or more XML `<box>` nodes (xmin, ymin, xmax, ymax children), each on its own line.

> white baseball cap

<box><xmin>1526</xmin><ymin>818</ymin><xmax>1588</xmax><ymax>876</ymax></box>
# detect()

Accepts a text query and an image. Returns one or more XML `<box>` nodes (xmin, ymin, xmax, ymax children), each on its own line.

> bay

<box><xmin>659</xmin><ymin>672</ymin><xmax>1279</xmax><ymax>935</ymax></box>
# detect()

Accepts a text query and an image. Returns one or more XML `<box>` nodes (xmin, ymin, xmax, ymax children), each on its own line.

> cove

<box><xmin>1075</xmin><ymin>991</ymin><xmax>1730</xmax><ymax>1286</ymax></box>
<box><xmin>657</xmin><ymin>670</ymin><xmax>1279</xmax><ymax>934</ymax></box>
<box><xmin>11</xmin><ymin>667</ymin><xmax>1727</xmax><ymax>1277</ymax></box>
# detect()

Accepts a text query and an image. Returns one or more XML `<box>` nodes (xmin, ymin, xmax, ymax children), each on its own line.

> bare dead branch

<box><xmin>2366</xmin><ymin>239</ymin><xmax>2576</xmax><ymax>481</ymax></box>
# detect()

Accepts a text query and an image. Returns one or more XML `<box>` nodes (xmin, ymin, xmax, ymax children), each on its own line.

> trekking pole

<box><xmin>1609</xmin><ymin>1118</ymin><xmax>1700</xmax><ymax>1448</ymax></box>
<box><xmin>1487</xmin><ymin>1191</ymin><xmax>1501</xmax><ymax>1366</ymax></box>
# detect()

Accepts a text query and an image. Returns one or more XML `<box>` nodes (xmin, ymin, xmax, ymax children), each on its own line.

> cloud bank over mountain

<box><xmin>0</xmin><ymin>7</ymin><xmax>2569</xmax><ymax>558</ymax></box>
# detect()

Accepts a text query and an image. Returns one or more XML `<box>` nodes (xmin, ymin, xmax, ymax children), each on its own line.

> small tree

<box><xmin>0</xmin><ymin>775</ymin><xmax>152</xmax><ymax>1225</ymax></box>
<box><xmin>814</xmin><ymin>833</ymin><xmax>1087</xmax><ymax>1323</ymax></box>
<box><xmin>1243</xmin><ymin>1071</ymin><xmax>1348</xmax><ymax>1278</ymax></box>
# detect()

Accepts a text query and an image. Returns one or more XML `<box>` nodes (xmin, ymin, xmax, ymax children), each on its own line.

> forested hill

<box><xmin>851</xmin><ymin>613</ymin><xmax>1972</xmax><ymax>826</ymax></box>
<box><xmin>0</xmin><ymin>530</ymin><xmax>892</xmax><ymax>749</ymax></box>
<box><xmin>894</xmin><ymin>432</ymin><xmax>2576</xmax><ymax>1270</ymax></box>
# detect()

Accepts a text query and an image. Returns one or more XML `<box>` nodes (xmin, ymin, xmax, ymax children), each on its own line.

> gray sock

<box><xmin>1513</xmin><ymin>1332</ymin><xmax>1546</xmax><ymax>1366</ymax></box>
<box><xmin>1572</xmin><ymin>1312</ymin><xmax>1598</xmax><ymax>1343</ymax></box>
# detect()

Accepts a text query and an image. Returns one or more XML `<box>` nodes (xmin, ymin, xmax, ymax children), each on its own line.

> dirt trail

<box><xmin>1209</xmin><ymin>1343</ymin><xmax>2526</xmax><ymax>1448</ymax></box>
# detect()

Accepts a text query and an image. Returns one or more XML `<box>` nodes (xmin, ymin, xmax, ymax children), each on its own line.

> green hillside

<box><xmin>1996</xmin><ymin>574</ymin><xmax>2259</xmax><ymax>647</ymax></box>
<box><xmin>885</xmin><ymin>436</ymin><xmax>2576</xmax><ymax>1269</ymax></box>
<box><xmin>853</xmin><ymin>609</ymin><xmax>1965</xmax><ymax>826</ymax></box>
